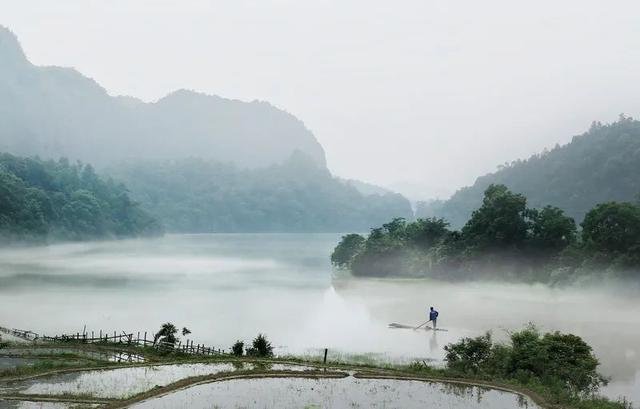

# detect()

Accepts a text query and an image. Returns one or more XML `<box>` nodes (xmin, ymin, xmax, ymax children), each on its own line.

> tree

<box><xmin>153</xmin><ymin>322</ymin><xmax>178</xmax><ymax>345</ymax></box>
<box><xmin>0</xmin><ymin>153</ymin><xmax>161</xmax><ymax>242</ymax></box>
<box><xmin>405</xmin><ymin>217</ymin><xmax>450</xmax><ymax>248</ymax></box>
<box><xmin>528</xmin><ymin>206</ymin><xmax>577</xmax><ymax>252</ymax></box>
<box><xmin>231</xmin><ymin>340</ymin><xmax>244</xmax><ymax>356</ymax></box>
<box><xmin>331</xmin><ymin>234</ymin><xmax>365</xmax><ymax>267</ymax></box>
<box><xmin>540</xmin><ymin>332</ymin><xmax>603</xmax><ymax>395</ymax></box>
<box><xmin>382</xmin><ymin>217</ymin><xmax>407</xmax><ymax>239</ymax></box>
<box><xmin>581</xmin><ymin>202</ymin><xmax>640</xmax><ymax>254</ymax></box>
<box><xmin>61</xmin><ymin>190</ymin><xmax>105</xmax><ymax>238</ymax></box>
<box><xmin>461</xmin><ymin>184</ymin><xmax>528</xmax><ymax>248</ymax></box>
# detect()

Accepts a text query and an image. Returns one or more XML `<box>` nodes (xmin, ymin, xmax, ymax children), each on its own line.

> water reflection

<box><xmin>0</xmin><ymin>401</ymin><xmax>99</xmax><ymax>409</ymax></box>
<box><xmin>130</xmin><ymin>376</ymin><xmax>540</xmax><ymax>409</ymax></box>
<box><xmin>430</xmin><ymin>330</ymin><xmax>439</xmax><ymax>353</ymax></box>
<box><xmin>2</xmin><ymin>363</ymin><xmax>236</xmax><ymax>399</ymax></box>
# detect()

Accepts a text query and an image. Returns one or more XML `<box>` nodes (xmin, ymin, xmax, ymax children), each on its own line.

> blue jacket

<box><xmin>429</xmin><ymin>310</ymin><xmax>439</xmax><ymax>321</ymax></box>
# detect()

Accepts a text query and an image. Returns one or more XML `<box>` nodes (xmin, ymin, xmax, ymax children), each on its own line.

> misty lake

<box><xmin>0</xmin><ymin>234</ymin><xmax>638</xmax><ymax>404</ymax></box>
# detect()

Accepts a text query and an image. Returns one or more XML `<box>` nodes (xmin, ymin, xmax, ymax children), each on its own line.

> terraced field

<box><xmin>0</xmin><ymin>341</ymin><xmax>542</xmax><ymax>409</ymax></box>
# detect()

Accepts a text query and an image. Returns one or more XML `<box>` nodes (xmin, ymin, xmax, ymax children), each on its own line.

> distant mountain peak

<box><xmin>0</xmin><ymin>25</ymin><xmax>28</xmax><ymax>66</ymax></box>
<box><xmin>0</xmin><ymin>26</ymin><xmax>327</xmax><ymax>170</ymax></box>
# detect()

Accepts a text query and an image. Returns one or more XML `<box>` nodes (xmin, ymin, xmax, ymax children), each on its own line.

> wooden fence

<box><xmin>0</xmin><ymin>326</ymin><xmax>39</xmax><ymax>341</ymax></box>
<box><xmin>1</xmin><ymin>325</ymin><xmax>225</xmax><ymax>355</ymax></box>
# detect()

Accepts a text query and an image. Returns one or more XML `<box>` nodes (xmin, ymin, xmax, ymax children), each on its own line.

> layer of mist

<box><xmin>0</xmin><ymin>234</ymin><xmax>637</xmax><ymax>404</ymax></box>
<box><xmin>0</xmin><ymin>26</ymin><xmax>326</xmax><ymax>169</ymax></box>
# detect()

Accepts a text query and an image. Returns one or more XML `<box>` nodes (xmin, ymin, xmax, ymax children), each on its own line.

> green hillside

<box><xmin>436</xmin><ymin>116</ymin><xmax>640</xmax><ymax>228</ymax></box>
<box><xmin>0</xmin><ymin>153</ymin><xmax>161</xmax><ymax>242</ymax></box>
<box><xmin>109</xmin><ymin>153</ymin><xmax>413</xmax><ymax>233</ymax></box>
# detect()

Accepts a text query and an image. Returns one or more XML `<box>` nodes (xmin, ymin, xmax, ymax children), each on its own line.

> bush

<box><xmin>246</xmin><ymin>333</ymin><xmax>273</xmax><ymax>357</ymax></box>
<box><xmin>444</xmin><ymin>326</ymin><xmax>605</xmax><ymax>398</ymax></box>
<box><xmin>231</xmin><ymin>340</ymin><xmax>244</xmax><ymax>357</ymax></box>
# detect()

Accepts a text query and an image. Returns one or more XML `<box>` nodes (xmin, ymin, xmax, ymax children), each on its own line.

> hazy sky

<box><xmin>2</xmin><ymin>0</ymin><xmax>640</xmax><ymax>199</ymax></box>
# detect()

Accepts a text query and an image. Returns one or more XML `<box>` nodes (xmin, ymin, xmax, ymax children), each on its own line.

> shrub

<box><xmin>246</xmin><ymin>333</ymin><xmax>273</xmax><ymax>357</ymax></box>
<box><xmin>444</xmin><ymin>326</ymin><xmax>605</xmax><ymax>398</ymax></box>
<box><xmin>444</xmin><ymin>332</ymin><xmax>494</xmax><ymax>374</ymax></box>
<box><xmin>231</xmin><ymin>340</ymin><xmax>244</xmax><ymax>357</ymax></box>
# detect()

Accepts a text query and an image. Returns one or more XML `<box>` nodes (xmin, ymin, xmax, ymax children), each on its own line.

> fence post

<box><xmin>323</xmin><ymin>348</ymin><xmax>328</xmax><ymax>364</ymax></box>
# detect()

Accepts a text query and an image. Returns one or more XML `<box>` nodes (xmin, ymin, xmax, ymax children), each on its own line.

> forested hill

<box><xmin>109</xmin><ymin>153</ymin><xmax>413</xmax><ymax>233</ymax></box>
<box><xmin>0</xmin><ymin>26</ymin><xmax>325</xmax><ymax>169</ymax></box>
<box><xmin>434</xmin><ymin>116</ymin><xmax>640</xmax><ymax>228</ymax></box>
<box><xmin>0</xmin><ymin>153</ymin><xmax>161</xmax><ymax>242</ymax></box>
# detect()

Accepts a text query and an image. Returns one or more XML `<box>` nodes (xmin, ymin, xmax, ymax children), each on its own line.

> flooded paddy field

<box><xmin>130</xmin><ymin>375</ymin><xmax>540</xmax><ymax>409</ymax></box>
<box><xmin>0</xmin><ymin>401</ymin><xmax>102</xmax><ymax>409</ymax></box>
<box><xmin>0</xmin><ymin>362</ymin><xmax>240</xmax><ymax>399</ymax></box>
<box><xmin>0</xmin><ymin>348</ymin><xmax>143</xmax><ymax>364</ymax></box>
<box><xmin>0</xmin><ymin>359</ymin><xmax>40</xmax><ymax>371</ymax></box>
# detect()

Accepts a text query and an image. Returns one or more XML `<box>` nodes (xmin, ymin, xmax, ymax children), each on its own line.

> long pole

<box><xmin>414</xmin><ymin>320</ymin><xmax>432</xmax><ymax>330</ymax></box>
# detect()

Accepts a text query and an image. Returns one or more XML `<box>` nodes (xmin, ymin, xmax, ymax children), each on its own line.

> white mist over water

<box><xmin>0</xmin><ymin>234</ymin><xmax>638</xmax><ymax>404</ymax></box>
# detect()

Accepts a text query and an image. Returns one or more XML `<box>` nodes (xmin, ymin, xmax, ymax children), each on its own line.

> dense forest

<box><xmin>0</xmin><ymin>153</ymin><xmax>161</xmax><ymax>242</ymax></box>
<box><xmin>424</xmin><ymin>116</ymin><xmax>640</xmax><ymax>228</ymax></box>
<box><xmin>332</xmin><ymin>184</ymin><xmax>640</xmax><ymax>282</ymax></box>
<box><xmin>1</xmin><ymin>25</ymin><xmax>414</xmax><ymax>235</ymax></box>
<box><xmin>108</xmin><ymin>152</ymin><xmax>413</xmax><ymax>233</ymax></box>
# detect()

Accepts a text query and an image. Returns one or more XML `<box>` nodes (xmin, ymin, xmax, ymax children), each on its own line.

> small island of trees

<box><xmin>332</xmin><ymin>184</ymin><xmax>640</xmax><ymax>282</ymax></box>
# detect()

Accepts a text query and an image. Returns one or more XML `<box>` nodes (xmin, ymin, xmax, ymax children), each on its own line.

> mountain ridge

<box><xmin>0</xmin><ymin>25</ymin><xmax>326</xmax><ymax>169</ymax></box>
<box><xmin>434</xmin><ymin>116</ymin><xmax>640</xmax><ymax>227</ymax></box>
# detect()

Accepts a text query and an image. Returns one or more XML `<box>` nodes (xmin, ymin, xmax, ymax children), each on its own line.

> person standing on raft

<box><xmin>429</xmin><ymin>306</ymin><xmax>439</xmax><ymax>329</ymax></box>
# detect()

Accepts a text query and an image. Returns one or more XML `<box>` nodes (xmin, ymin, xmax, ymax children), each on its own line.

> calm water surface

<box><xmin>130</xmin><ymin>377</ymin><xmax>541</xmax><ymax>409</ymax></box>
<box><xmin>0</xmin><ymin>234</ymin><xmax>638</xmax><ymax>404</ymax></box>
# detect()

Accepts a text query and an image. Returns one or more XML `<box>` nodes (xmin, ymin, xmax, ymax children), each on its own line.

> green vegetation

<box><xmin>0</xmin><ymin>153</ymin><xmax>161</xmax><ymax>242</ymax></box>
<box><xmin>438</xmin><ymin>326</ymin><xmax>631</xmax><ymax>409</ymax></box>
<box><xmin>246</xmin><ymin>334</ymin><xmax>274</xmax><ymax>358</ymax></box>
<box><xmin>429</xmin><ymin>116</ymin><xmax>640</xmax><ymax>228</ymax></box>
<box><xmin>108</xmin><ymin>153</ymin><xmax>412</xmax><ymax>233</ymax></box>
<box><xmin>231</xmin><ymin>340</ymin><xmax>244</xmax><ymax>357</ymax></box>
<box><xmin>153</xmin><ymin>323</ymin><xmax>179</xmax><ymax>346</ymax></box>
<box><xmin>0</xmin><ymin>327</ymin><xmax>632</xmax><ymax>409</ymax></box>
<box><xmin>333</xmin><ymin>184</ymin><xmax>640</xmax><ymax>281</ymax></box>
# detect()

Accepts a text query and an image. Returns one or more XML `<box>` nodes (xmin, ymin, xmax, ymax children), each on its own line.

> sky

<box><xmin>2</xmin><ymin>0</ymin><xmax>640</xmax><ymax>200</ymax></box>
